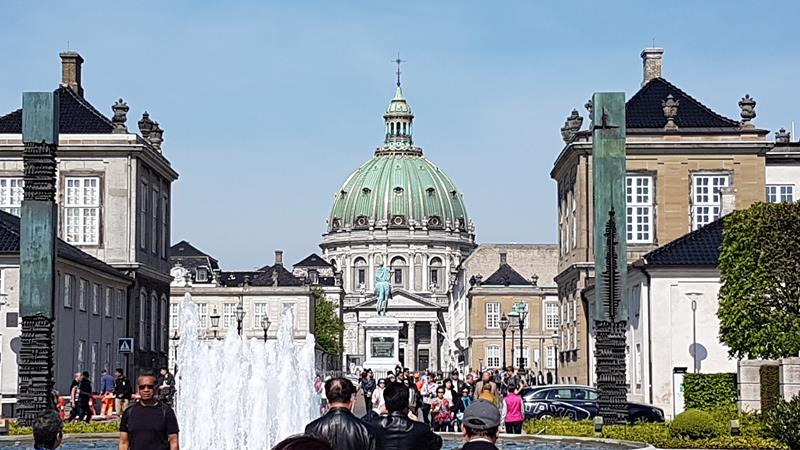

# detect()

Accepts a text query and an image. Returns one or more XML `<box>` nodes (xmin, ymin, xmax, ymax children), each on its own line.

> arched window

<box><xmin>429</xmin><ymin>257</ymin><xmax>443</xmax><ymax>290</ymax></box>
<box><xmin>354</xmin><ymin>257</ymin><xmax>367</xmax><ymax>289</ymax></box>
<box><xmin>139</xmin><ymin>290</ymin><xmax>147</xmax><ymax>350</ymax></box>
<box><xmin>390</xmin><ymin>256</ymin><xmax>407</xmax><ymax>287</ymax></box>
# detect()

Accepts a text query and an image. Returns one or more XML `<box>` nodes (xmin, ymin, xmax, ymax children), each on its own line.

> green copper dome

<box><xmin>327</xmin><ymin>85</ymin><xmax>471</xmax><ymax>233</ymax></box>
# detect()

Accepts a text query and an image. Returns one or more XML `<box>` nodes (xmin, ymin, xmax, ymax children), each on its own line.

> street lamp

<box><xmin>169</xmin><ymin>330</ymin><xmax>180</xmax><ymax>373</ymax></box>
<box><xmin>686</xmin><ymin>293</ymin><xmax>701</xmax><ymax>373</ymax></box>
<box><xmin>210</xmin><ymin>307</ymin><xmax>221</xmax><ymax>338</ymax></box>
<box><xmin>235</xmin><ymin>300</ymin><xmax>246</xmax><ymax>336</ymax></box>
<box><xmin>261</xmin><ymin>315</ymin><xmax>271</xmax><ymax>342</ymax></box>
<box><xmin>551</xmin><ymin>331</ymin><xmax>560</xmax><ymax>384</ymax></box>
<box><xmin>499</xmin><ymin>314</ymin><xmax>510</xmax><ymax>369</ymax></box>
<box><xmin>510</xmin><ymin>302</ymin><xmax>528</xmax><ymax>372</ymax></box>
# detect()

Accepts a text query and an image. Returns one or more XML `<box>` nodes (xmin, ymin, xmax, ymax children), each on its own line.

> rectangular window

<box><xmin>151</xmin><ymin>296</ymin><xmax>158</xmax><ymax>351</ymax></box>
<box><xmin>634</xmin><ymin>343</ymin><xmax>642</xmax><ymax>389</ymax></box>
<box><xmin>486</xmin><ymin>345</ymin><xmax>500</xmax><ymax>369</ymax></box>
<box><xmin>170</xmin><ymin>303</ymin><xmax>180</xmax><ymax>329</ymax></box>
<box><xmin>104</xmin><ymin>343</ymin><xmax>111</xmax><ymax>371</ymax></box>
<box><xmin>393</xmin><ymin>269</ymin><xmax>402</xmax><ymax>285</ymax></box>
<box><xmin>161</xmin><ymin>194</ymin><xmax>169</xmax><ymax>258</ymax></box>
<box><xmin>90</xmin><ymin>343</ymin><xmax>98</xmax><ymax>387</ymax></box>
<box><xmin>197</xmin><ymin>303</ymin><xmax>208</xmax><ymax>329</ymax></box>
<box><xmin>151</xmin><ymin>187</ymin><xmax>159</xmax><ymax>254</ymax></box>
<box><xmin>570</xmin><ymin>299</ymin><xmax>576</xmax><ymax>322</ymax></box>
<box><xmin>65</xmin><ymin>177</ymin><xmax>100</xmax><ymax>245</ymax></box>
<box><xmin>485</xmin><ymin>303</ymin><xmax>500</xmax><ymax>329</ymax></box>
<box><xmin>429</xmin><ymin>268</ymin><xmax>439</xmax><ymax>287</ymax></box>
<box><xmin>766</xmin><ymin>185</ymin><xmax>795</xmax><ymax>203</ymax></box>
<box><xmin>357</xmin><ymin>269</ymin><xmax>366</xmax><ymax>286</ymax></box>
<box><xmin>545</xmin><ymin>302</ymin><xmax>559</xmax><ymax>329</ymax></box>
<box><xmin>116</xmin><ymin>289</ymin><xmax>124</xmax><ymax>319</ymax></box>
<box><xmin>78</xmin><ymin>279</ymin><xmax>88</xmax><ymax>311</ymax></box>
<box><xmin>546</xmin><ymin>346</ymin><xmax>556</xmax><ymax>369</ymax></box>
<box><xmin>223</xmin><ymin>303</ymin><xmax>236</xmax><ymax>329</ymax></box>
<box><xmin>692</xmin><ymin>174</ymin><xmax>729</xmax><ymax>230</ymax></box>
<box><xmin>571</xmin><ymin>190</ymin><xmax>577</xmax><ymax>249</ymax></box>
<box><xmin>92</xmin><ymin>283</ymin><xmax>100</xmax><ymax>315</ymax></box>
<box><xmin>104</xmin><ymin>287</ymin><xmax>112</xmax><ymax>317</ymax></box>
<box><xmin>139</xmin><ymin>293</ymin><xmax>147</xmax><ymax>350</ymax></box>
<box><xmin>196</xmin><ymin>268</ymin><xmax>208</xmax><ymax>283</ymax></box>
<box><xmin>626</xmin><ymin>175</ymin><xmax>653</xmax><ymax>243</ymax></box>
<box><xmin>252</xmin><ymin>303</ymin><xmax>268</xmax><ymax>329</ymax></box>
<box><xmin>77</xmin><ymin>340</ymin><xmax>86</xmax><ymax>372</ymax></box>
<box><xmin>0</xmin><ymin>178</ymin><xmax>23</xmax><ymax>216</ymax></box>
<box><xmin>139</xmin><ymin>180</ymin><xmax>148</xmax><ymax>250</ymax></box>
<box><xmin>64</xmin><ymin>274</ymin><xmax>73</xmax><ymax>308</ymax></box>
<box><xmin>161</xmin><ymin>297</ymin><xmax>168</xmax><ymax>352</ymax></box>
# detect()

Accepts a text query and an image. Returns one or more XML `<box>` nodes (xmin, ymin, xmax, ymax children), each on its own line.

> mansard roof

<box><xmin>249</xmin><ymin>264</ymin><xmax>303</xmax><ymax>287</ymax></box>
<box><xmin>640</xmin><ymin>218</ymin><xmax>724</xmax><ymax>267</ymax></box>
<box><xmin>0</xmin><ymin>210</ymin><xmax>130</xmax><ymax>281</ymax></box>
<box><xmin>0</xmin><ymin>86</ymin><xmax>114</xmax><ymax>134</ymax></box>
<box><xmin>170</xmin><ymin>240</ymin><xmax>220</xmax><ymax>271</ymax></box>
<box><xmin>482</xmin><ymin>263</ymin><xmax>533</xmax><ymax>286</ymax></box>
<box><xmin>293</xmin><ymin>253</ymin><xmax>333</xmax><ymax>268</ymax></box>
<box><xmin>626</xmin><ymin>78</ymin><xmax>740</xmax><ymax>129</ymax></box>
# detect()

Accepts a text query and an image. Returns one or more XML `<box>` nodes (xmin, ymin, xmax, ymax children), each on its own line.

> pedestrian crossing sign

<box><xmin>118</xmin><ymin>338</ymin><xmax>134</xmax><ymax>353</ymax></box>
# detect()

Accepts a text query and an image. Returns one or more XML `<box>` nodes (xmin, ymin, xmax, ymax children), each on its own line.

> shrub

<box><xmin>684</xmin><ymin>373</ymin><xmax>738</xmax><ymax>410</ymax></box>
<box><xmin>764</xmin><ymin>395</ymin><xmax>800</xmax><ymax>449</ymax></box>
<box><xmin>669</xmin><ymin>409</ymin><xmax>721</xmax><ymax>439</ymax></box>
<box><xmin>10</xmin><ymin>419</ymin><xmax>120</xmax><ymax>435</ymax></box>
<box><xmin>761</xmin><ymin>364</ymin><xmax>781</xmax><ymax>413</ymax></box>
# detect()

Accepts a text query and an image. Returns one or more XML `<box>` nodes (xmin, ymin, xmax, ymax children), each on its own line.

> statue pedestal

<box><xmin>362</xmin><ymin>316</ymin><xmax>402</xmax><ymax>378</ymax></box>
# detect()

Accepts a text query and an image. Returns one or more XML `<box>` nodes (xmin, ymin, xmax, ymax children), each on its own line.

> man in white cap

<box><xmin>457</xmin><ymin>400</ymin><xmax>501</xmax><ymax>450</ymax></box>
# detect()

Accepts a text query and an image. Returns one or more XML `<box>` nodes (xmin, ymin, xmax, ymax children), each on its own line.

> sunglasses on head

<box><xmin>138</xmin><ymin>384</ymin><xmax>155</xmax><ymax>390</ymax></box>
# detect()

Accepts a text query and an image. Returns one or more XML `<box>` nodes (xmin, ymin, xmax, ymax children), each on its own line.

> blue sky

<box><xmin>1</xmin><ymin>1</ymin><xmax>799</xmax><ymax>269</ymax></box>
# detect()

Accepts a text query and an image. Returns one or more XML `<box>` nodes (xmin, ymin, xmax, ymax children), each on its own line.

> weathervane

<box><xmin>393</xmin><ymin>53</ymin><xmax>405</xmax><ymax>87</ymax></box>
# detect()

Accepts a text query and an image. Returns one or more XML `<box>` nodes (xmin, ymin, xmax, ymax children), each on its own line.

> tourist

<box><xmin>450</xmin><ymin>370</ymin><xmax>467</xmax><ymax>394</ymax></box>
<box><xmin>420</xmin><ymin>374</ymin><xmax>436</xmax><ymax>424</ymax></box>
<box><xmin>114</xmin><ymin>368</ymin><xmax>133</xmax><ymax>415</ymax></box>
<box><xmin>464</xmin><ymin>373</ymin><xmax>476</xmax><ymax>397</ymax></box>
<box><xmin>365</xmin><ymin>382</ymin><xmax>442</xmax><ymax>450</ymax></box>
<box><xmin>305</xmin><ymin>377</ymin><xmax>376</xmax><ymax>450</ymax></box>
<box><xmin>478</xmin><ymin>384</ymin><xmax>496</xmax><ymax>405</ymax></box>
<box><xmin>502</xmin><ymin>382</ymin><xmax>524</xmax><ymax>434</ymax></box>
<box><xmin>430</xmin><ymin>387</ymin><xmax>453</xmax><ymax>432</ymax></box>
<box><xmin>99</xmin><ymin>369</ymin><xmax>115</xmax><ymax>416</ymax></box>
<box><xmin>457</xmin><ymin>400</ymin><xmax>501</xmax><ymax>450</ymax></box>
<box><xmin>272</xmin><ymin>435</ymin><xmax>332</xmax><ymax>450</ymax></box>
<box><xmin>65</xmin><ymin>372</ymin><xmax>81</xmax><ymax>422</ymax></box>
<box><xmin>314</xmin><ymin>375</ymin><xmax>326</xmax><ymax>414</ymax></box>
<box><xmin>501</xmin><ymin>366</ymin><xmax>523</xmax><ymax>396</ymax></box>
<box><xmin>473</xmin><ymin>372</ymin><xmax>499</xmax><ymax>405</ymax></box>
<box><xmin>76</xmin><ymin>371</ymin><xmax>93</xmax><ymax>423</ymax></box>
<box><xmin>454</xmin><ymin>387</ymin><xmax>473</xmax><ymax>431</ymax></box>
<box><xmin>360</xmin><ymin>370</ymin><xmax>376</xmax><ymax>414</ymax></box>
<box><xmin>32</xmin><ymin>409</ymin><xmax>63</xmax><ymax>450</ymax></box>
<box><xmin>403</xmin><ymin>378</ymin><xmax>421</xmax><ymax>420</ymax></box>
<box><xmin>157</xmin><ymin>367</ymin><xmax>176</xmax><ymax>407</ymax></box>
<box><xmin>372</xmin><ymin>378</ymin><xmax>386</xmax><ymax>412</ymax></box>
<box><xmin>118</xmin><ymin>371</ymin><xmax>180</xmax><ymax>450</ymax></box>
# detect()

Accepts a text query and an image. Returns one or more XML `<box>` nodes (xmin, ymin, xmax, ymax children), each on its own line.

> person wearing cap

<box><xmin>450</xmin><ymin>370</ymin><xmax>467</xmax><ymax>395</ymax></box>
<box><xmin>365</xmin><ymin>382</ymin><xmax>442</xmax><ymax>450</ymax></box>
<box><xmin>458</xmin><ymin>400</ymin><xmax>501</xmax><ymax>450</ymax></box>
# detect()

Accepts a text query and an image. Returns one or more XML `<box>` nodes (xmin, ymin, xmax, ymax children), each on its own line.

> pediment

<box><xmin>349</xmin><ymin>288</ymin><xmax>445</xmax><ymax>311</ymax></box>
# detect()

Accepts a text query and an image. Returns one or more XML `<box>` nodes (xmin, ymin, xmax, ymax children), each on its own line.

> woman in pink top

<box><xmin>503</xmin><ymin>382</ymin><xmax>524</xmax><ymax>434</ymax></box>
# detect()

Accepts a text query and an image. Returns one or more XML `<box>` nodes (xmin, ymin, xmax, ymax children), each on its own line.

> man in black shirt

<box><xmin>119</xmin><ymin>371</ymin><xmax>180</xmax><ymax>450</ymax></box>
<box><xmin>114</xmin><ymin>368</ymin><xmax>133</xmax><ymax>415</ymax></box>
<box><xmin>76</xmin><ymin>371</ymin><xmax>93</xmax><ymax>423</ymax></box>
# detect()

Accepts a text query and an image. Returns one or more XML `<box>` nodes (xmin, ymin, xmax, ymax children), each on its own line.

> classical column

<box><xmin>421</xmin><ymin>254</ymin><xmax>428</xmax><ymax>292</ymax></box>
<box><xmin>343</xmin><ymin>254</ymin><xmax>351</xmax><ymax>292</ymax></box>
<box><xmin>430</xmin><ymin>321</ymin><xmax>439</xmax><ymax>371</ymax></box>
<box><xmin>368</xmin><ymin>253</ymin><xmax>375</xmax><ymax>291</ymax></box>
<box><xmin>406</xmin><ymin>321</ymin><xmax>416</xmax><ymax>369</ymax></box>
<box><xmin>408</xmin><ymin>252</ymin><xmax>415</xmax><ymax>292</ymax></box>
<box><xmin>359</xmin><ymin>321</ymin><xmax>366</xmax><ymax>357</ymax></box>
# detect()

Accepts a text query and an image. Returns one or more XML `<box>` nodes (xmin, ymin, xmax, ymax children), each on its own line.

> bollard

<box><xmin>594</xmin><ymin>416</ymin><xmax>604</xmax><ymax>436</ymax></box>
<box><xmin>730</xmin><ymin>419</ymin><xmax>740</xmax><ymax>436</ymax></box>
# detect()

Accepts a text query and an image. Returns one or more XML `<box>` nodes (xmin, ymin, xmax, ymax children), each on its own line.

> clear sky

<box><xmin>1</xmin><ymin>1</ymin><xmax>798</xmax><ymax>269</ymax></box>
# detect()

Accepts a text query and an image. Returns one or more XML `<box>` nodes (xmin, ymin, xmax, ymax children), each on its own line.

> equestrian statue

<box><xmin>375</xmin><ymin>263</ymin><xmax>392</xmax><ymax>316</ymax></box>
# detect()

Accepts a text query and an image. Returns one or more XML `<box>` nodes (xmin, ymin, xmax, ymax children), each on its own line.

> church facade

<box><xmin>320</xmin><ymin>81</ymin><xmax>476</xmax><ymax>372</ymax></box>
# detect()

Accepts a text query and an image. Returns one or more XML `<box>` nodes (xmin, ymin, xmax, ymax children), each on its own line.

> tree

<box><xmin>718</xmin><ymin>202</ymin><xmax>800</xmax><ymax>359</ymax></box>
<box><xmin>313</xmin><ymin>287</ymin><xmax>344</xmax><ymax>354</ymax></box>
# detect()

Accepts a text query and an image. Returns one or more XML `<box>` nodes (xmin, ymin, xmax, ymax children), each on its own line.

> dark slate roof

<box><xmin>293</xmin><ymin>253</ymin><xmax>334</xmax><ymax>268</ymax></box>
<box><xmin>642</xmin><ymin>218</ymin><xmax>724</xmax><ymax>266</ymax></box>
<box><xmin>483</xmin><ymin>264</ymin><xmax>532</xmax><ymax>286</ymax></box>
<box><xmin>317</xmin><ymin>276</ymin><xmax>337</xmax><ymax>287</ymax></box>
<box><xmin>0</xmin><ymin>210</ymin><xmax>130</xmax><ymax>281</ymax></box>
<box><xmin>218</xmin><ymin>271</ymin><xmax>262</xmax><ymax>287</ymax></box>
<box><xmin>170</xmin><ymin>240</ymin><xmax>220</xmax><ymax>271</ymax></box>
<box><xmin>250</xmin><ymin>264</ymin><xmax>303</xmax><ymax>287</ymax></box>
<box><xmin>0</xmin><ymin>86</ymin><xmax>114</xmax><ymax>134</ymax></box>
<box><xmin>626</xmin><ymin>78</ymin><xmax>740</xmax><ymax>129</ymax></box>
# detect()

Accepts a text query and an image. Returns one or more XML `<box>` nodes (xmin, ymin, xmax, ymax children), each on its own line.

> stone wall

<box><xmin>738</xmin><ymin>358</ymin><xmax>800</xmax><ymax>413</ymax></box>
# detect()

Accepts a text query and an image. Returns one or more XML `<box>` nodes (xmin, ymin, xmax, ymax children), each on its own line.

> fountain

<box><xmin>175</xmin><ymin>293</ymin><xmax>319</xmax><ymax>450</ymax></box>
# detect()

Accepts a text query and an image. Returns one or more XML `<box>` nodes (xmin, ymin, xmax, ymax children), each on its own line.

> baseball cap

<box><xmin>463</xmin><ymin>400</ymin><xmax>501</xmax><ymax>430</ymax></box>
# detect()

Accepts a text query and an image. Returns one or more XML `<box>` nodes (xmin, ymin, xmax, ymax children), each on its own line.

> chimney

<box><xmin>499</xmin><ymin>252</ymin><xmax>507</xmax><ymax>266</ymax></box>
<box><xmin>719</xmin><ymin>187</ymin><xmax>736</xmax><ymax>217</ymax></box>
<box><xmin>59</xmin><ymin>51</ymin><xmax>84</xmax><ymax>97</ymax></box>
<box><xmin>641</xmin><ymin>48</ymin><xmax>664</xmax><ymax>86</ymax></box>
<box><xmin>274</xmin><ymin>250</ymin><xmax>284</xmax><ymax>266</ymax></box>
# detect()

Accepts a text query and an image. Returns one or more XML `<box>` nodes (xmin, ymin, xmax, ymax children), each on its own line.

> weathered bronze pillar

<box><xmin>17</xmin><ymin>92</ymin><xmax>59</xmax><ymax>425</ymax></box>
<box><xmin>592</xmin><ymin>92</ymin><xmax>629</xmax><ymax>425</ymax></box>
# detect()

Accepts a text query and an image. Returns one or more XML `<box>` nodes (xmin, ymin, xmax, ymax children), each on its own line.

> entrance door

<box><xmin>418</xmin><ymin>349</ymin><xmax>429</xmax><ymax>371</ymax></box>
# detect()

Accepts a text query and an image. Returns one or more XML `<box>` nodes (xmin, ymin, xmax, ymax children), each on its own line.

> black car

<box><xmin>520</xmin><ymin>385</ymin><xmax>664</xmax><ymax>423</ymax></box>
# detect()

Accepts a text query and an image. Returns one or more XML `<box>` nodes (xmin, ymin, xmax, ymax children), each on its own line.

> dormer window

<box><xmin>355</xmin><ymin>215</ymin><xmax>369</xmax><ymax>228</ymax></box>
<box><xmin>196</xmin><ymin>268</ymin><xmax>208</xmax><ymax>283</ymax></box>
<box><xmin>426</xmin><ymin>187</ymin><xmax>435</xmax><ymax>197</ymax></box>
<box><xmin>450</xmin><ymin>190</ymin><xmax>458</xmax><ymax>197</ymax></box>
<box><xmin>428</xmin><ymin>216</ymin><xmax>442</xmax><ymax>228</ymax></box>
<box><xmin>362</xmin><ymin>187</ymin><xmax>371</xmax><ymax>195</ymax></box>
<box><xmin>308</xmin><ymin>269</ymin><xmax>319</xmax><ymax>285</ymax></box>
<box><xmin>394</xmin><ymin>187</ymin><xmax>404</xmax><ymax>196</ymax></box>
<box><xmin>339</xmin><ymin>190</ymin><xmax>347</xmax><ymax>198</ymax></box>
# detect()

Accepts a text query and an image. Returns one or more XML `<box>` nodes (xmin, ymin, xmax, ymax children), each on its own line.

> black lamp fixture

<box><xmin>210</xmin><ymin>307</ymin><xmax>221</xmax><ymax>338</ymax></box>
<box><xmin>261</xmin><ymin>315</ymin><xmax>271</xmax><ymax>342</ymax></box>
<box><xmin>235</xmin><ymin>301</ymin><xmax>246</xmax><ymax>336</ymax></box>
<box><xmin>551</xmin><ymin>330</ymin><xmax>560</xmax><ymax>383</ymax></box>
<box><xmin>499</xmin><ymin>313</ymin><xmax>510</xmax><ymax>369</ymax></box>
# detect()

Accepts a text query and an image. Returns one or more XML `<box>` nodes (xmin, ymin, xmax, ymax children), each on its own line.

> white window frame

<box><xmin>64</xmin><ymin>274</ymin><xmax>73</xmax><ymax>308</ymax></box>
<box><xmin>544</xmin><ymin>301</ymin><xmax>559</xmax><ymax>330</ymax></box>
<box><xmin>223</xmin><ymin>303</ymin><xmax>236</xmax><ymax>329</ymax></box>
<box><xmin>116</xmin><ymin>289</ymin><xmax>124</xmax><ymax>319</ymax></box>
<box><xmin>546</xmin><ymin>346</ymin><xmax>556</xmax><ymax>369</ymax></box>
<box><xmin>626</xmin><ymin>175</ymin><xmax>654</xmax><ymax>243</ymax></box>
<box><xmin>65</xmin><ymin>177</ymin><xmax>100</xmax><ymax>245</ymax></box>
<box><xmin>196</xmin><ymin>268</ymin><xmax>208</xmax><ymax>283</ymax></box>
<box><xmin>197</xmin><ymin>303</ymin><xmax>208</xmax><ymax>329</ymax></box>
<box><xmin>766</xmin><ymin>185</ymin><xmax>794</xmax><ymax>203</ymax></box>
<box><xmin>486</xmin><ymin>345</ymin><xmax>500</xmax><ymax>369</ymax></box>
<box><xmin>0</xmin><ymin>178</ymin><xmax>23</xmax><ymax>216</ymax></box>
<box><xmin>92</xmin><ymin>283</ymin><xmax>100</xmax><ymax>315</ymax></box>
<box><xmin>104</xmin><ymin>287</ymin><xmax>112</xmax><ymax>317</ymax></box>
<box><xmin>78</xmin><ymin>279</ymin><xmax>88</xmax><ymax>311</ymax></box>
<box><xmin>252</xmin><ymin>302</ymin><xmax>269</xmax><ymax>329</ymax></box>
<box><xmin>485</xmin><ymin>302</ymin><xmax>500</xmax><ymax>329</ymax></box>
<box><xmin>691</xmin><ymin>173</ymin><xmax>729</xmax><ymax>230</ymax></box>
<box><xmin>170</xmin><ymin>303</ymin><xmax>180</xmax><ymax>329</ymax></box>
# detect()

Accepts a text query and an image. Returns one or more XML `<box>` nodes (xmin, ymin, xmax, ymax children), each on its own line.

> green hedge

<box><xmin>684</xmin><ymin>373</ymin><xmax>738</xmax><ymax>410</ymax></box>
<box><xmin>10</xmin><ymin>420</ymin><xmax>120</xmax><ymax>435</ymax></box>
<box><xmin>670</xmin><ymin>409</ymin><xmax>721</xmax><ymax>439</ymax></box>
<box><xmin>760</xmin><ymin>365</ymin><xmax>781</xmax><ymax>413</ymax></box>
<box><xmin>523</xmin><ymin>418</ymin><xmax>785</xmax><ymax>449</ymax></box>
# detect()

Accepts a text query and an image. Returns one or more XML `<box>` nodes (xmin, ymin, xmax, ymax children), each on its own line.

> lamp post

<box><xmin>551</xmin><ymin>331</ymin><xmax>560</xmax><ymax>384</ymax></box>
<box><xmin>169</xmin><ymin>330</ymin><xmax>180</xmax><ymax>373</ymax></box>
<box><xmin>210</xmin><ymin>307</ymin><xmax>221</xmax><ymax>338</ymax></box>
<box><xmin>510</xmin><ymin>302</ymin><xmax>528</xmax><ymax>372</ymax></box>
<box><xmin>499</xmin><ymin>313</ymin><xmax>510</xmax><ymax>369</ymax></box>
<box><xmin>686</xmin><ymin>293</ymin><xmax>701</xmax><ymax>373</ymax></box>
<box><xmin>261</xmin><ymin>315</ymin><xmax>271</xmax><ymax>342</ymax></box>
<box><xmin>235</xmin><ymin>300</ymin><xmax>246</xmax><ymax>336</ymax></box>
<box><xmin>509</xmin><ymin>316</ymin><xmax>518</xmax><ymax>369</ymax></box>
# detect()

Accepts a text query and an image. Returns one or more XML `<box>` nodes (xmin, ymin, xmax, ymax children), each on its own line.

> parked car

<box><xmin>520</xmin><ymin>385</ymin><xmax>664</xmax><ymax>423</ymax></box>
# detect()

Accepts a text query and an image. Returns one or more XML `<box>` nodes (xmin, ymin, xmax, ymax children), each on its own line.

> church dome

<box><xmin>327</xmin><ymin>84</ymin><xmax>471</xmax><ymax>234</ymax></box>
